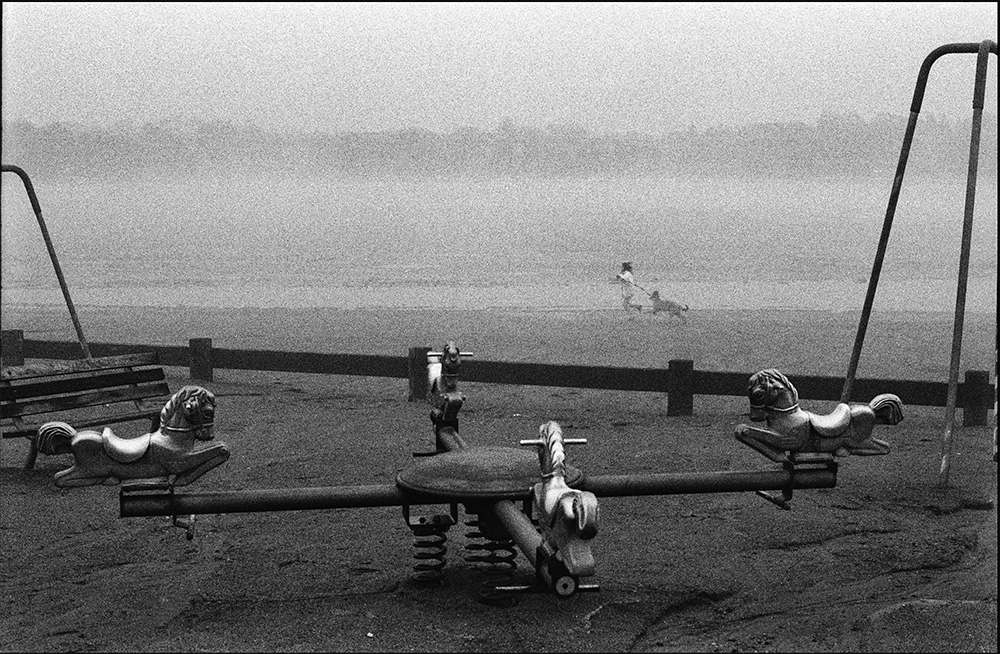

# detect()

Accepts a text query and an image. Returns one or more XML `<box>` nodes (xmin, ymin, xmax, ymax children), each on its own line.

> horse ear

<box><xmin>193</xmin><ymin>386</ymin><xmax>216</xmax><ymax>407</ymax></box>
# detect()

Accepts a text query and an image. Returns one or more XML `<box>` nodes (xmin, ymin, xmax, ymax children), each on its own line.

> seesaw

<box><xmin>36</xmin><ymin>341</ymin><xmax>903</xmax><ymax>601</ymax></box>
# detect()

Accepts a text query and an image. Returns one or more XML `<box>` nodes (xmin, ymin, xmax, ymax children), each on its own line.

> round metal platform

<box><xmin>396</xmin><ymin>446</ymin><xmax>582</xmax><ymax>500</ymax></box>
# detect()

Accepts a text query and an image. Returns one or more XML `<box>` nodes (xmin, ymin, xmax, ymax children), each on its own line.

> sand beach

<box><xmin>0</xmin><ymin>301</ymin><xmax>996</xmax><ymax>652</ymax></box>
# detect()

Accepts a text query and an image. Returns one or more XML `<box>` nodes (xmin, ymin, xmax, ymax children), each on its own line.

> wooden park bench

<box><xmin>1</xmin><ymin>352</ymin><xmax>171</xmax><ymax>469</ymax></box>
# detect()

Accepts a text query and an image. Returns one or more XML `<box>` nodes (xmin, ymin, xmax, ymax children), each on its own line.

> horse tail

<box><xmin>35</xmin><ymin>421</ymin><xmax>77</xmax><ymax>455</ymax></box>
<box><xmin>870</xmin><ymin>393</ymin><xmax>903</xmax><ymax>425</ymax></box>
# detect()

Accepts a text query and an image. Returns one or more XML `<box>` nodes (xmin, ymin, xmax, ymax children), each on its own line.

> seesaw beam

<box><xmin>580</xmin><ymin>468</ymin><xmax>836</xmax><ymax>497</ymax></box>
<box><xmin>119</xmin><ymin>468</ymin><xmax>836</xmax><ymax>518</ymax></box>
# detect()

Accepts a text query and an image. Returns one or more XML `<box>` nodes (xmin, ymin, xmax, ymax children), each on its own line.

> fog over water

<box><xmin>1</xmin><ymin>4</ymin><xmax>997</xmax><ymax>314</ymax></box>
<box><xmin>1</xmin><ymin>174</ymin><xmax>996</xmax><ymax>313</ymax></box>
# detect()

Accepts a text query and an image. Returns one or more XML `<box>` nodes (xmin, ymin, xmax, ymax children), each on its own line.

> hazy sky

<box><xmin>2</xmin><ymin>2</ymin><xmax>997</xmax><ymax>134</ymax></box>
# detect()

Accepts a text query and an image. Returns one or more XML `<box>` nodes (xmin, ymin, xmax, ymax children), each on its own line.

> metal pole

<box><xmin>840</xmin><ymin>42</ymin><xmax>997</xmax><ymax>402</ymax></box>
<box><xmin>492</xmin><ymin>499</ymin><xmax>542</xmax><ymax>566</ymax></box>
<box><xmin>578</xmin><ymin>468</ymin><xmax>837</xmax><ymax>497</ymax></box>
<box><xmin>840</xmin><ymin>109</ymin><xmax>917</xmax><ymax>402</ymax></box>
<box><xmin>120</xmin><ymin>483</ymin><xmax>414</xmax><ymax>517</ymax></box>
<box><xmin>939</xmin><ymin>40</ymin><xmax>993</xmax><ymax>487</ymax></box>
<box><xmin>992</xmin><ymin>332</ymin><xmax>997</xmax><ymax>463</ymax></box>
<box><xmin>1</xmin><ymin>164</ymin><xmax>92</xmax><ymax>359</ymax></box>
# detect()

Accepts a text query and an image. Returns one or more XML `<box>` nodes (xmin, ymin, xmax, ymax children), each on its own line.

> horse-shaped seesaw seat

<box><xmin>735</xmin><ymin>369</ymin><xmax>904</xmax><ymax>463</ymax></box>
<box><xmin>523</xmin><ymin>421</ymin><xmax>599</xmax><ymax>583</ymax></box>
<box><xmin>34</xmin><ymin>385</ymin><xmax>229</xmax><ymax>488</ymax></box>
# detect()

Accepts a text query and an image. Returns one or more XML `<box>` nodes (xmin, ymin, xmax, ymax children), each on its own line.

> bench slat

<box><xmin>1</xmin><ymin>368</ymin><xmax>166</xmax><ymax>402</ymax></box>
<box><xmin>1</xmin><ymin>353</ymin><xmax>160</xmax><ymax>380</ymax></box>
<box><xmin>2</xmin><ymin>383</ymin><xmax>171</xmax><ymax>419</ymax></box>
<box><xmin>1</xmin><ymin>353</ymin><xmax>171</xmax><ymax>471</ymax></box>
<box><xmin>1</xmin><ymin>408</ymin><xmax>164</xmax><ymax>440</ymax></box>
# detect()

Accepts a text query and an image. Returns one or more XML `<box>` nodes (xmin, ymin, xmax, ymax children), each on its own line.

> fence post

<box><xmin>962</xmin><ymin>369</ymin><xmax>990</xmax><ymax>426</ymax></box>
<box><xmin>190</xmin><ymin>338</ymin><xmax>214</xmax><ymax>382</ymax></box>
<box><xmin>667</xmin><ymin>359</ymin><xmax>694</xmax><ymax>416</ymax></box>
<box><xmin>1</xmin><ymin>330</ymin><xmax>25</xmax><ymax>367</ymax></box>
<box><xmin>408</xmin><ymin>346</ymin><xmax>431</xmax><ymax>401</ymax></box>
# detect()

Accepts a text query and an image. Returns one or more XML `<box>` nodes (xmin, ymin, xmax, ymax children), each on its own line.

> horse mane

<box><xmin>539</xmin><ymin>422</ymin><xmax>567</xmax><ymax>478</ymax></box>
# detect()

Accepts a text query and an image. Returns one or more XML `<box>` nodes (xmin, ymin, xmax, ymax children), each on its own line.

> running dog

<box><xmin>650</xmin><ymin>290</ymin><xmax>689</xmax><ymax>320</ymax></box>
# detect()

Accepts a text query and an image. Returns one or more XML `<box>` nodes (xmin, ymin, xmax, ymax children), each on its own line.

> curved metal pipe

<box><xmin>841</xmin><ymin>41</ymin><xmax>997</xmax><ymax>403</ymax></box>
<box><xmin>1</xmin><ymin>164</ymin><xmax>91</xmax><ymax>359</ymax></box>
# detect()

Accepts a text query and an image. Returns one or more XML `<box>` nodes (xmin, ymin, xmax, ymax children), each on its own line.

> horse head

<box><xmin>161</xmin><ymin>385</ymin><xmax>217</xmax><ymax>440</ymax></box>
<box><xmin>438</xmin><ymin>342</ymin><xmax>462</xmax><ymax>392</ymax></box>
<box><xmin>747</xmin><ymin>368</ymin><xmax>799</xmax><ymax>421</ymax></box>
<box><xmin>528</xmin><ymin>421</ymin><xmax>599</xmax><ymax>583</ymax></box>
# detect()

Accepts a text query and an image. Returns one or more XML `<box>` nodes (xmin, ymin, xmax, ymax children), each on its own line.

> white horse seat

<box><xmin>102</xmin><ymin>428</ymin><xmax>152</xmax><ymax>463</ymax></box>
<box><xmin>808</xmin><ymin>403</ymin><xmax>852</xmax><ymax>437</ymax></box>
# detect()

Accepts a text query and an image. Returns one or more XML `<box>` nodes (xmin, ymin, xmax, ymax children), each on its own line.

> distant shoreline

<box><xmin>3</xmin><ymin>112</ymin><xmax>996</xmax><ymax>179</ymax></box>
<box><xmin>1</xmin><ymin>301</ymin><xmax>994</xmax><ymax>318</ymax></box>
<box><xmin>2</xmin><ymin>274</ymin><xmax>995</xmax><ymax>314</ymax></box>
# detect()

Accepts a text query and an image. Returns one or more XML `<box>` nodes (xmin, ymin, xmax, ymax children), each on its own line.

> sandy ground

<box><xmin>1</xmin><ymin>306</ymin><xmax>997</xmax><ymax>652</ymax></box>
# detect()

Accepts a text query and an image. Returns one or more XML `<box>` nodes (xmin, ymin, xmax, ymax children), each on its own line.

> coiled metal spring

<box><xmin>465</xmin><ymin>515</ymin><xmax>519</xmax><ymax>605</ymax></box>
<box><xmin>404</xmin><ymin>507</ymin><xmax>456</xmax><ymax>586</ymax></box>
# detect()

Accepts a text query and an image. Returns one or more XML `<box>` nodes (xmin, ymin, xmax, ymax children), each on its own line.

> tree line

<box><xmin>2</xmin><ymin>113</ymin><xmax>995</xmax><ymax>179</ymax></box>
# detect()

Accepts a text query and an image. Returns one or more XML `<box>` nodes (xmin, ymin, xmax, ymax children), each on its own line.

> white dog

<box><xmin>649</xmin><ymin>290</ymin><xmax>689</xmax><ymax>320</ymax></box>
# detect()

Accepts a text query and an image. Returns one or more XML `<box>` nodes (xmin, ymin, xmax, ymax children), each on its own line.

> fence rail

<box><xmin>1</xmin><ymin>330</ymin><xmax>993</xmax><ymax>426</ymax></box>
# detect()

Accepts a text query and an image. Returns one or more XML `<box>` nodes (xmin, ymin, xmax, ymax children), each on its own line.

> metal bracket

<box><xmin>754</xmin><ymin>454</ymin><xmax>837</xmax><ymax>511</ymax></box>
<box><xmin>533</xmin><ymin>543</ymin><xmax>600</xmax><ymax>597</ymax></box>
<box><xmin>755</xmin><ymin>488</ymin><xmax>793</xmax><ymax>510</ymax></box>
<box><xmin>402</xmin><ymin>502</ymin><xmax>459</xmax><ymax>529</ymax></box>
<box><xmin>487</xmin><ymin>539</ymin><xmax>600</xmax><ymax>598</ymax></box>
<box><xmin>121</xmin><ymin>479</ymin><xmax>196</xmax><ymax>539</ymax></box>
<box><xmin>172</xmin><ymin>513</ymin><xmax>196</xmax><ymax>540</ymax></box>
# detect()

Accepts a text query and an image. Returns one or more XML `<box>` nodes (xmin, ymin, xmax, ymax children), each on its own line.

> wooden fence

<box><xmin>1</xmin><ymin>330</ymin><xmax>993</xmax><ymax>426</ymax></box>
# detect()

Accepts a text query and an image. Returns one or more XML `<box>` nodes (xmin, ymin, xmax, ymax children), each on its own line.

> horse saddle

<box><xmin>808</xmin><ymin>403</ymin><xmax>852</xmax><ymax>437</ymax></box>
<box><xmin>101</xmin><ymin>428</ymin><xmax>152</xmax><ymax>463</ymax></box>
